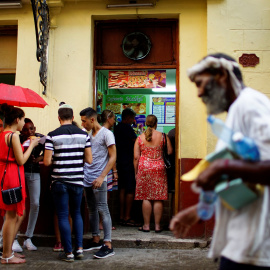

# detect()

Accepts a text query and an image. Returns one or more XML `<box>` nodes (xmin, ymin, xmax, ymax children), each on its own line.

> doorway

<box><xmin>93</xmin><ymin>19</ymin><xmax>179</xmax><ymax>227</ymax></box>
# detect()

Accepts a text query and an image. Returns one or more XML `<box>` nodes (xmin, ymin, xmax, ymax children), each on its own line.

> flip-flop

<box><xmin>138</xmin><ymin>227</ymin><xmax>150</xmax><ymax>232</ymax></box>
<box><xmin>155</xmin><ymin>229</ymin><xmax>163</xmax><ymax>233</ymax></box>
<box><xmin>1</xmin><ymin>254</ymin><xmax>26</xmax><ymax>264</ymax></box>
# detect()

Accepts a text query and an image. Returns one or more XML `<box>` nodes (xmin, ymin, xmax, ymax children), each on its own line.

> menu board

<box><xmin>105</xmin><ymin>95</ymin><xmax>146</xmax><ymax>115</ymax></box>
<box><xmin>151</xmin><ymin>96</ymin><xmax>176</xmax><ymax>125</ymax></box>
<box><xmin>108</xmin><ymin>70</ymin><xmax>166</xmax><ymax>89</ymax></box>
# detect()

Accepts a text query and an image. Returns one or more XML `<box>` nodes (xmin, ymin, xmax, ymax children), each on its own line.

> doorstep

<box><xmin>18</xmin><ymin>227</ymin><xmax>210</xmax><ymax>250</ymax></box>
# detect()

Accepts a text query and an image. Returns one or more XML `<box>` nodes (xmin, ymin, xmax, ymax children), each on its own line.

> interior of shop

<box><xmin>96</xmin><ymin>69</ymin><xmax>176</xmax><ymax>134</ymax></box>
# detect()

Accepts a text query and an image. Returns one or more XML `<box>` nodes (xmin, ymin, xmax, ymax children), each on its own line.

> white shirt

<box><xmin>209</xmin><ymin>87</ymin><xmax>270</xmax><ymax>266</ymax></box>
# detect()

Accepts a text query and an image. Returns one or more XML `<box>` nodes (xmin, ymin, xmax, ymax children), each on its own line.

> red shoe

<box><xmin>53</xmin><ymin>242</ymin><xmax>64</xmax><ymax>252</ymax></box>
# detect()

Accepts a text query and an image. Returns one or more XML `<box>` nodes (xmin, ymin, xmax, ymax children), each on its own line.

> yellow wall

<box><xmin>207</xmin><ymin>0</ymin><xmax>270</xmax><ymax>153</ymax></box>
<box><xmin>0</xmin><ymin>0</ymin><xmax>208</xmax><ymax>161</ymax></box>
<box><xmin>2</xmin><ymin>0</ymin><xmax>269</xmax><ymax>160</ymax></box>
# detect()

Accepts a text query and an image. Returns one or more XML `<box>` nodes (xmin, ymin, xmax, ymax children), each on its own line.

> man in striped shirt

<box><xmin>44</xmin><ymin>104</ymin><xmax>92</xmax><ymax>262</ymax></box>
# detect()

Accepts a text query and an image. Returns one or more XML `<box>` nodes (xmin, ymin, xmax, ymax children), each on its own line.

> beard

<box><xmin>201</xmin><ymin>78</ymin><xmax>229</xmax><ymax>115</ymax></box>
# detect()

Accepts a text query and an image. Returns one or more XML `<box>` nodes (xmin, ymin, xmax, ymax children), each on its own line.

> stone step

<box><xmin>18</xmin><ymin>227</ymin><xmax>210</xmax><ymax>250</ymax></box>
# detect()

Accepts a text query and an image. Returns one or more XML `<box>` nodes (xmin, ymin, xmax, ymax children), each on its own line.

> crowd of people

<box><xmin>0</xmin><ymin>102</ymin><xmax>173</xmax><ymax>264</ymax></box>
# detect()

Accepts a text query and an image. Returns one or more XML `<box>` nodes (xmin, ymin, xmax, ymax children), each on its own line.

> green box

<box><xmin>215</xmin><ymin>178</ymin><xmax>258</xmax><ymax>210</ymax></box>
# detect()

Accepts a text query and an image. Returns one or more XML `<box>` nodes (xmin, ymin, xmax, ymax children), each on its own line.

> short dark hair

<box><xmin>204</xmin><ymin>53</ymin><xmax>243</xmax><ymax>82</ymax></box>
<box><xmin>80</xmin><ymin>107</ymin><xmax>97</xmax><ymax>119</ymax></box>
<box><xmin>24</xmin><ymin>118</ymin><xmax>33</xmax><ymax>124</ymax></box>
<box><xmin>122</xmin><ymin>108</ymin><xmax>136</xmax><ymax>120</ymax></box>
<box><xmin>58</xmin><ymin>107</ymin><xmax>73</xmax><ymax>120</ymax></box>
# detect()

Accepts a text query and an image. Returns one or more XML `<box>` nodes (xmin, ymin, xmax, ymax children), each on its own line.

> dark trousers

<box><xmin>219</xmin><ymin>256</ymin><xmax>270</xmax><ymax>270</ymax></box>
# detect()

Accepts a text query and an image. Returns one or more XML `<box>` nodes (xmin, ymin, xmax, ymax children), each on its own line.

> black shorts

<box><xmin>117</xmin><ymin>164</ymin><xmax>136</xmax><ymax>193</ymax></box>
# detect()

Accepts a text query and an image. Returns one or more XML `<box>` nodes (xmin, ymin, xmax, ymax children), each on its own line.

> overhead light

<box><xmin>0</xmin><ymin>0</ymin><xmax>22</xmax><ymax>8</ymax></box>
<box><xmin>107</xmin><ymin>3</ymin><xmax>154</xmax><ymax>9</ymax></box>
<box><xmin>152</xmin><ymin>85</ymin><xmax>176</xmax><ymax>93</ymax></box>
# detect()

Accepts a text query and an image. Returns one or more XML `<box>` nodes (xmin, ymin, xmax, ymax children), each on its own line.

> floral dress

<box><xmin>135</xmin><ymin>136</ymin><xmax>168</xmax><ymax>200</ymax></box>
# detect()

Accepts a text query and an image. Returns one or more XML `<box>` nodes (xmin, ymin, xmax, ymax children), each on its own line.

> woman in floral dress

<box><xmin>134</xmin><ymin>115</ymin><xmax>173</xmax><ymax>232</ymax></box>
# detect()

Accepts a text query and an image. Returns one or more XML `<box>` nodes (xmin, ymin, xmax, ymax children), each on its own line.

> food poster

<box><xmin>132</xmin><ymin>115</ymin><xmax>146</xmax><ymax>135</ymax></box>
<box><xmin>108</xmin><ymin>71</ymin><xmax>128</xmax><ymax>88</ymax></box>
<box><xmin>128</xmin><ymin>71</ymin><xmax>147</xmax><ymax>88</ymax></box>
<box><xmin>105</xmin><ymin>94</ymin><xmax>147</xmax><ymax>133</ymax></box>
<box><xmin>108</xmin><ymin>70</ymin><xmax>166</xmax><ymax>89</ymax></box>
<box><xmin>105</xmin><ymin>95</ymin><xmax>147</xmax><ymax>115</ymax></box>
<box><xmin>152</xmin><ymin>97</ymin><xmax>176</xmax><ymax>124</ymax></box>
<box><xmin>147</xmin><ymin>70</ymin><xmax>166</xmax><ymax>88</ymax></box>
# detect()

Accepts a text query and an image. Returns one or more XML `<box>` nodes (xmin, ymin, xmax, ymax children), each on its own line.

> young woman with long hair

<box><xmin>0</xmin><ymin>104</ymin><xmax>39</xmax><ymax>264</ymax></box>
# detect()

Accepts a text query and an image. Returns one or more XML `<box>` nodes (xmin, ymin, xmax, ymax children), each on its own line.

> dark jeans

<box><xmin>52</xmin><ymin>181</ymin><xmax>84</xmax><ymax>253</ymax></box>
<box><xmin>219</xmin><ymin>256</ymin><xmax>270</xmax><ymax>270</ymax></box>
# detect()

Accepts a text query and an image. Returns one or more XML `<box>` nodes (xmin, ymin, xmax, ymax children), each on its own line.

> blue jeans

<box><xmin>25</xmin><ymin>172</ymin><xmax>40</xmax><ymax>238</ymax></box>
<box><xmin>84</xmin><ymin>182</ymin><xmax>112</xmax><ymax>242</ymax></box>
<box><xmin>52</xmin><ymin>182</ymin><xmax>84</xmax><ymax>253</ymax></box>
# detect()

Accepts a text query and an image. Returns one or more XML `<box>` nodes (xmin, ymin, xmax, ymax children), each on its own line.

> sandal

<box><xmin>119</xmin><ymin>219</ymin><xmax>126</xmax><ymax>226</ymax></box>
<box><xmin>125</xmin><ymin>219</ymin><xmax>141</xmax><ymax>227</ymax></box>
<box><xmin>138</xmin><ymin>227</ymin><xmax>150</xmax><ymax>232</ymax></box>
<box><xmin>1</xmin><ymin>254</ymin><xmax>26</xmax><ymax>264</ymax></box>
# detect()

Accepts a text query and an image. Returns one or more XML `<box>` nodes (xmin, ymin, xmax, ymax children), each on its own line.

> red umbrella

<box><xmin>0</xmin><ymin>83</ymin><xmax>48</xmax><ymax>108</ymax></box>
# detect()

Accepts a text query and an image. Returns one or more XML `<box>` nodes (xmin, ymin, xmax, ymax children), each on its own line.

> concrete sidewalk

<box><xmin>1</xmin><ymin>247</ymin><xmax>217</xmax><ymax>270</ymax></box>
<box><xmin>19</xmin><ymin>226</ymin><xmax>210</xmax><ymax>250</ymax></box>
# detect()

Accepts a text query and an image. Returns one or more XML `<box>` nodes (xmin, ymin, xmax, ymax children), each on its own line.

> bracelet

<box><xmin>113</xmin><ymin>171</ymin><xmax>118</xmax><ymax>173</ymax></box>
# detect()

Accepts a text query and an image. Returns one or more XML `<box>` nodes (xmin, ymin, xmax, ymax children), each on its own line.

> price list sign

<box><xmin>152</xmin><ymin>97</ymin><xmax>175</xmax><ymax>125</ymax></box>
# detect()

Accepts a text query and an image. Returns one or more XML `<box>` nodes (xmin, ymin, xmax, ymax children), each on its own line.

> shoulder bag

<box><xmin>162</xmin><ymin>133</ymin><xmax>172</xmax><ymax>169</ymax></box>
<box><xmin>1</xmin><ymin>133</ymin><xmax>23</xmax><ymax>205</ymax></box>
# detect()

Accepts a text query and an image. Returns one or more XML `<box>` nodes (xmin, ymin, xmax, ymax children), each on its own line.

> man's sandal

<box><xmin>1</xmin><ymin>254</ymin><xmax>26</xmax><ymax>264</ymax></box>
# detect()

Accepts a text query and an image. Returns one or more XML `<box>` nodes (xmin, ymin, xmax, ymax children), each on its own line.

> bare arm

<box><xmin>196</xmin><ymin>159</ymin><xmax>270</xmax><ymax>190</ymax></box>
<box><xmin>11</xmin><ymin>133</ymin><xmax>40</xmax><ymax>166</ymax></box>
<box><xmin>166</xmin><ymin>134</ymin><xmax>173</xmax><ymax>155</ymax></box>
<box><xmin>92</xmin><ymin>144</ymin><xmax>116</xmax><ymax>189</ymax></box>
<box><xmin>43</xmin><ymin>149</ymin><xmax>53</xmax><ymax>166</ymax></box>
<box><xmin>133</xmin><ymin>137</ymin><xmax>141</xmax><ymax>176</ymax></box>
<box><xmin>84</xmin><ymin>147</ymin><xmax>92</xmax><ymax>164</ymax></box>
<box><xmin>112</xmin><ymin>163</ymin><xmax>118</xmax><ymax>181</ymax></box>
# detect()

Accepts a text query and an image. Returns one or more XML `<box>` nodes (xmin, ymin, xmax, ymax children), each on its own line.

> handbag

<box><xmin>1</xmin><ymin>133</ymin><xmax>23</xmax><ymax>205</ymax></box>
<box><xmin>162</xmin><ymin>133</ymin><xmax>172</xmax><ymax>169</ymax></box>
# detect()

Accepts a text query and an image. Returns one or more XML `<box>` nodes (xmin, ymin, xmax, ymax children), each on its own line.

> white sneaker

<box><xmin>12</xmin><ymin>239</ymin><xmax>23</xmax><ymax>253</ymax></box>
<box><xmin>23</xmin><ymin>238</ymin><xmax>37</xmax><ymax>251</ymax></box>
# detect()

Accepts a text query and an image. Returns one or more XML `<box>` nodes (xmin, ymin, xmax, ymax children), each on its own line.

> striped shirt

<box><xmin>45</xmin><ymin>124</ymin><xmax>91</xmax><ymax>186</ymax></box>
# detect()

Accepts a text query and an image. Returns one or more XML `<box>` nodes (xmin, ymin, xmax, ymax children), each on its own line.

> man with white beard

<box><xmin>170</xmin><ymin>53</ymin><xmax>270</xmax><ymax>269</ymax></box>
